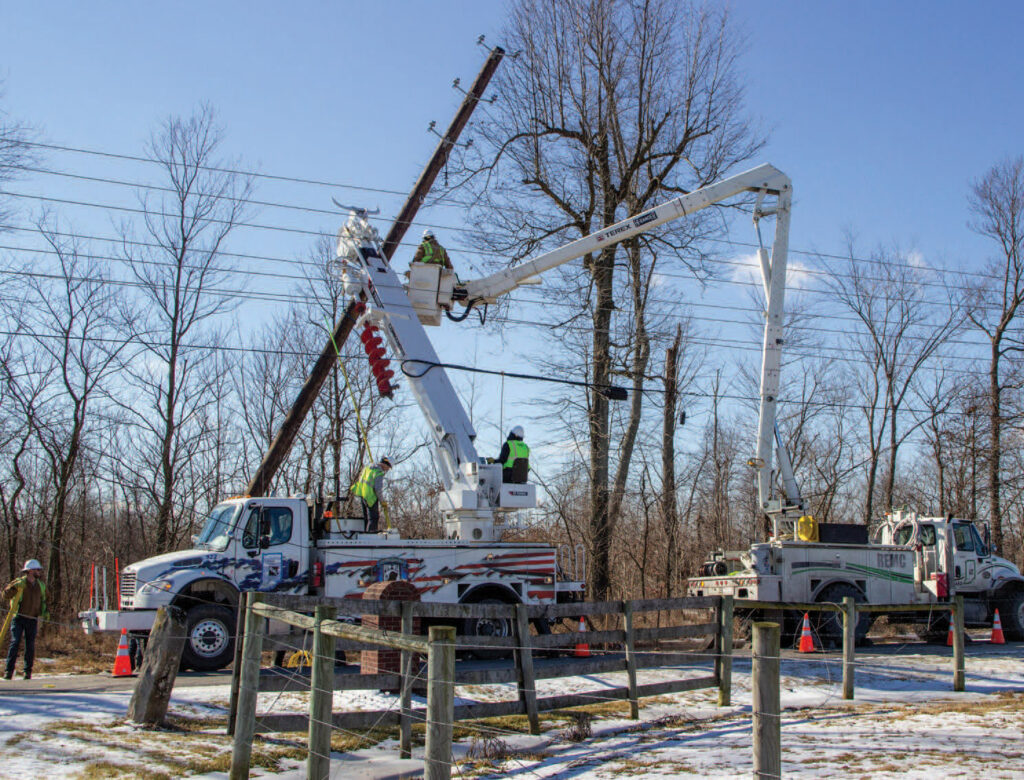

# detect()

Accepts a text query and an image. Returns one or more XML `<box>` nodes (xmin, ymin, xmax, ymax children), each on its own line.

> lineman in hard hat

<box><xmin>412</xmin><ymin>228</ymin><xmax>454</xmax><ymax>272</ymax></box>
<box><xmin>498</xmin><ymin>426</ymin><xmax>530</xmax><ymax>484</ymax></box>
<box><xmin>2</xmin><ymin>559</ymin><xmax>48</xmax><ymax>680</ymax></box>
<box><xmin>350</xmin><ymin>457</ymin><xmax>392</xmax><ymax>533</ymax></box>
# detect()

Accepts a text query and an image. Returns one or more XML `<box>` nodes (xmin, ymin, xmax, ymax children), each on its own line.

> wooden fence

<box><xmin>736</xmin><ymin>594</ymin><xmax>968</xmax><ymax>697</ymax></box>
<box><xmin>227</xmin><ymin>593</ymin><xmax>733</xmax><ymax>778</ymax></box>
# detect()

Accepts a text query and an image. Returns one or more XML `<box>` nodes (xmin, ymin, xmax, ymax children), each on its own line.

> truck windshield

<box><xmin>195</xmin><ymin>503</ymin><xmax>240</xmax><ymax>551</ymax></box>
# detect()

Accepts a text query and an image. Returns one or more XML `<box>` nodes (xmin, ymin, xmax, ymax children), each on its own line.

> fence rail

<box><xmin>736</xmin><ymin>595</ymin><xmax>968</xmax><ymax>697</ymax></box>
<box><xmin>228</xmin><ymin>593</ymin><xmax>731</xmax><ymax>777</ymax></box>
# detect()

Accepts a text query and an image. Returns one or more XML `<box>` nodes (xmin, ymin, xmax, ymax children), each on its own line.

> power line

<box><xmin>13</xmin><ymin>141</ymin><xmax>999</xmax><ymax>284</ymax></box>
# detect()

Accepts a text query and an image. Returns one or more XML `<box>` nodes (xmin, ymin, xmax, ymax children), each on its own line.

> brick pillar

<box><xmin>361</xmin><ymin>580</ymin><xmax>421</xmax><ymax>676</ymax></box>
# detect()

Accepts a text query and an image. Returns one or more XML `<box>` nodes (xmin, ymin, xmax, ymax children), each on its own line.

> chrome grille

<box><xmin>120</xmin><ymin>572</ymin><xmax>137</xmax><ymax>609</ymax></box>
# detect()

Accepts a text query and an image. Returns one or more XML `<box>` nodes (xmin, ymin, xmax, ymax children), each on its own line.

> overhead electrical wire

<box><xmin>8</xmin><ymin>144</ymin><xmax>1000</xmax><ymax>284</ymax></box>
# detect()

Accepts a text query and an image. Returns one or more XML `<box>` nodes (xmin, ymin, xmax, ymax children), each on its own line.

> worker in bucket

<box><xmin>2</xmin><ymin>559</ymin><xmax>48</xmax><ymax>680</ymax></box>
<box><xmin>350</xmin><ymin>457</ymin><xmax>392</xmax><ymax>533</ymax></box>
<box><xmin>412</xmin><ymin>229</ymin><xmax>454</xmax><ymax>272</ymax></box>
<box><xmin>498</xmin><ymin>426</ymin><xmax>530</xmax><ymax>484</ymax></box>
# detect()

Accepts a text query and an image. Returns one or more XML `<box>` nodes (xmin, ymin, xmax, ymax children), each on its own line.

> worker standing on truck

<box><xmin>351</xmin><ymin>457</ymin><xmax>392</xmax><ymax>533</ymax></box>
<box><xmin>412</xmin><ymin>229</ymin><xmax>454</xmax><ymax>272</ymax></box>
<box><xmin>498</xmin><ymin>426</ymin><xmax>530</xmax><ymax>484</ymax></box>
<box><xmin>2</xmin><ymin>559</ymin><xmax>48</xmax><ymax>680</ymax></box>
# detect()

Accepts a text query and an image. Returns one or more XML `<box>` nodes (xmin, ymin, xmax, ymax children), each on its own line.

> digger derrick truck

<box><xmin>80</xmin><ymin>163</ymin><xmax>795</xmax><ymax>671</ymax></box>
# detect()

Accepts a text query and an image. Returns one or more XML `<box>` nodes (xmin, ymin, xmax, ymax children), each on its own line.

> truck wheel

<box><xmin>999</xmin><ymin>592</ymin><xmax>1024</xmax><ymax>641</ymax></box>
<box><xmin>814</xmin><ymin>584</ymin><xmax>871</xmax><ymax>647</ymax></box>
<box><xmin>182</xmin><ymin>604</ymin><xmax>236</xmax><ymax>672</ymax></box>
<box><xmin>462</xmin><ymin>598</ymin><xmax>514</xmax><ymax>660</ymax></box>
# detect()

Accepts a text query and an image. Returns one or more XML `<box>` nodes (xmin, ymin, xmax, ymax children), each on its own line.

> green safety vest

<box><xmin>351</xmin><ymin>465</ymin><xmax>384</xmax><ymax>506</ymax></box>
<box><xmin>504</xmin><ymin>440</ymin><xmax>530</xmax><ymax>468</ymax></box>
<box><xmin>420</xmin><ymin>240</ymin><xmax>443</xmax><ymax>265</ymax></box>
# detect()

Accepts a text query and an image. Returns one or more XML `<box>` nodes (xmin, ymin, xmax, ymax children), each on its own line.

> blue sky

<box><xmin>2</xmin><ymin>1</ymin><xmax>1022</xmax><ymax>461</ymax></box>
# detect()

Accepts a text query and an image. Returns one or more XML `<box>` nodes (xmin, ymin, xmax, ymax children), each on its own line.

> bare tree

<box><xmin>119</xmin><ymin>106</ymin><xmax>253</xmax><ymax>552</ymax></box>
<box><xmin>451</xmin><ymin>0</ymin><xmax>761</xmax><ymax>600</ymax></box>
<box><xmin>966</xmin><ymin>157</ymin><xmax>1024</xmax><ymax>554</ymax></box>
<box><xmin>4</xmin><ymin>227</ymin><xmax>132</xmax><ymax>614</ymax></box>
<box><xmin>828</xmin><ymin>244</ymin><xmax>962</xmax><ymax>523</ymax></box>
<box><xmin>0</xmin><ymin>86</ymin><xmax>36</xmax><ymax>230</ymax></box>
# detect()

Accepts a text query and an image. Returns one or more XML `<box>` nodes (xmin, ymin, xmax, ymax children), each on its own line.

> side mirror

<box><xmin>984</xmin><ymin>525</ymin><xmax>992</xmax><ymax>556</ymax></box>
<box><xmin>259</xmin><ymin>509</ymin><xmax>271</xmax><ymax>538</ymax></box>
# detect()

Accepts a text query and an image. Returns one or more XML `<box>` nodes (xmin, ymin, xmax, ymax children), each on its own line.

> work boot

<box><xmin>22</xmin><ymin>669</ymin><xmax>31</xmax><ymax>680</ymax></box>
<box><xmin>3</xmin><ymin>670</ymin><xmax>12</xmax><ymax>681</ymax></box>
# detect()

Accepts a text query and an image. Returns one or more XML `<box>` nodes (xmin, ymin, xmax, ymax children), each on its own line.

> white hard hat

<box><xmin>22</xmin><ymin>559</ymin><xmax>42</xmax><ymax>572</ymax></box>
<box><xmin>422</xmin><ymin>229</ymin><xmax>435</xmax><ymax>240</ymax></box>
<box><xmin>510</xmin><ymin>425</ymin><xmax>524</xmax><ymax>439</ymax></box>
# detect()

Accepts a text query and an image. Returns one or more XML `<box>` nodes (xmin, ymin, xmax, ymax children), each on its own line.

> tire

<box><xmin>181</xmin><ymin>604</ymin><xmax>236</xmax><ymax>672</ymax></box>
<box><xmin>461</xmin><ymin>598</ymin><xmax>514</xmax><ymax>660</ymax></box>
<box><xmin>814</xmin><ymin>583</ymin><xmax>872</xmax><ymax>648</ymax></box>
<box><xmin>999</xmin><ymin>591</ymin><xmax>1024</xmax><ymax>641</ymax></box>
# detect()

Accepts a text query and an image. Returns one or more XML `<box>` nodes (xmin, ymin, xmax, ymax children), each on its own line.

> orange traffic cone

<box><xmin>991</xmin><ymin>610</ymin><xmax>1006</xmax><ymax>645</ymax></box>
<box><xmin>798</xmin><ymin>613</ymin><xmax>816</xmax><ymax>653</ymax></box>
<box><xmin>112</xmin><ymin>628</ymin><xmax>133</xmax><ymax>677</ymax></box>
<box><xmin>946</xmin><ymin>621</ymin><xmax>954</xmax><ymax>647</ymax></box>
<box><xmin>574</xmin><ymin>616</ymin><xmax>590</xmax><ymax>658</ymax></box>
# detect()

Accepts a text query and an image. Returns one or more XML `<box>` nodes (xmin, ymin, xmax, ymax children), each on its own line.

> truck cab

<box><xmin>81</xmin><ymin>496</ymin><xmax>313</xmax><ymax>671</ymax></box>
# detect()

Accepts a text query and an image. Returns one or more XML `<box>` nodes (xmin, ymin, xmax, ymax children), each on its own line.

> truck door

<box><xmin>952</xmin><ymin>522</ymin><xmax>978</xmax><ymax>588</ymax></box>
<box><xmin>236</xmin><ymin>503</ymin><xmax>302</xmax><ymax>592</ymax></box>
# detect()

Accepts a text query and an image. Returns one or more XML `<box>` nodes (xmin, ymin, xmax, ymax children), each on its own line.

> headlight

<box><xmin>140</xmin><ymin>580</ymin><xmax>174</xmax><ymax>593</ymax></box>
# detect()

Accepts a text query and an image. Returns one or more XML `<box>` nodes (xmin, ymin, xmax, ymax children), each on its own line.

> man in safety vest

<box><xmin>498</xmin><ymin>426</ymin><xmax>530</xmax><ymax>484</ymax></box>
<box><xmin>350</xmin><ymin>457</ymin><xmax>392</xmax><ymax>533</ymax></box>
<box><xmin>2</xmin><ymin>559</ymin><xmax>48</xmax><ymax>680</ymax></box>
<box><xmin>412</xmin><ymin>229</ymin><xmax>454</xmax><ymax>272</ymax></box>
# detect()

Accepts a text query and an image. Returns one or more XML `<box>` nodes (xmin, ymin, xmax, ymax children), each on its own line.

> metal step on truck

<box><xmin>688</xmin><ymin>511</ymin><xmax>1024</xmax><ymax>645</ymax></box>
<box><xmin>80</xmin><ymin>162</ymin><xmax>798</xmax><ymax>671</ymax></box>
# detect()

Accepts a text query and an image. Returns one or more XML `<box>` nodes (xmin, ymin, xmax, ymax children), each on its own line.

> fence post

<box><xmin>752</xmin><ymin>621</ymin><xmax>781</xmax><ymax>780</ymax></box>
<box><xmin>400</xmin><ymin>600</ymin><xmax>415</xmax><ymax>759</ymax></box>
<box><xmin>514</xmin><ymin>604</ymin><xmax>541</xmax><ymax>735</ymax></box>
<box><xmin>952</xmin><ymin>594</ymin><xmax>965</xmax><ymax>692</ymax></box>
<box><xmin>307</xmin><ymin>605</ymin><xmax>337</xmax><ymax>780</ymax></box>
<box><xmin>842</xmin><ymin>597</ymin><xmax>855</xmax><ymax>700</ymax></box>
<box><xmin>425</xmin><ymin>625</ymin><xmax>456</xmax><ymax>780</ymax></box>
<box><xmin>716</xmin><ymin>595</ymin><xmax>734</xmax><ymax>706</ymax></box>
<box><xmin>227</xmin><ymin>591</ymin><xmax>249</xmax><ymax>736</ymax></box>
<box><xmin>230</xmin><ymin>593</ymin><xmax>264</xmax><ymax>780</ymax></box>
<box><xmin>622</xmin><ymin>600</ymin><xmax>639</xmax><ymax>719</ymax></box>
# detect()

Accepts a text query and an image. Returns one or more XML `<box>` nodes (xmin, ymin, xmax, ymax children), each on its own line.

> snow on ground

<box><xmin>0</xmin><ymin>642</ymin><xmax>1022</xmax><ymax>778</ymax></box>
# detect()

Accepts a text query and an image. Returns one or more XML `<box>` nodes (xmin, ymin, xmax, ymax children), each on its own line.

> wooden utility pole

<box><xmin>246</xmin><ymin>47</ymin><xmax>504</xmax><ymax>496</ymax></box>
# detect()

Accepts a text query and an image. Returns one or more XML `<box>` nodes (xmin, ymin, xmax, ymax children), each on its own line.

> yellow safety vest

<box><xmin>421</xmin><ymin>240</ymin><xmax>444</xmax><ymax>265</ymax></box>
<box><xmin>504</xmin><ymin>441</ymin><xmax>530</xmax><ymax>468</ymax></box>
<box><xmin>351</xmin><ymin>466</ymin><xmax>384</xmax><ymax>506</ymax></box>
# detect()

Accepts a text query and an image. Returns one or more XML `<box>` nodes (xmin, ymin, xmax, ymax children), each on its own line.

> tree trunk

<box><xmin>989</xmin><ymin>341</ymin><xmax>1003</xmax><ymax>553</ymax></box>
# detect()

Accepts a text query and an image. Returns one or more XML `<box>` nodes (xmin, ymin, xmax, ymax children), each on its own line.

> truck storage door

<box><xmin>237</xmin><ymin>504</ymin><xmax>300</xmax><ymax>591</ymax></box>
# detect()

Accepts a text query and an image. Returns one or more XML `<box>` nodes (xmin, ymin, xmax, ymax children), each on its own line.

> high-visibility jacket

<box><xmin>0</xmin><ymin>576</ymin><xmax>48</xmax><ymax>645</ymax></box>
<box><xmin>417</xmin><ymin>238</ymin><xmax>450</xmax><ymax>266</ymax></box>
<box><xmin>351</xmin><ymin>465</ymin><xmax>385</xmax><ymax>507</ymax></box>
<box><xmin>503</xmin><ymin>440</ymin><xmax>530</xmax><ymax>468</ymax></box>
